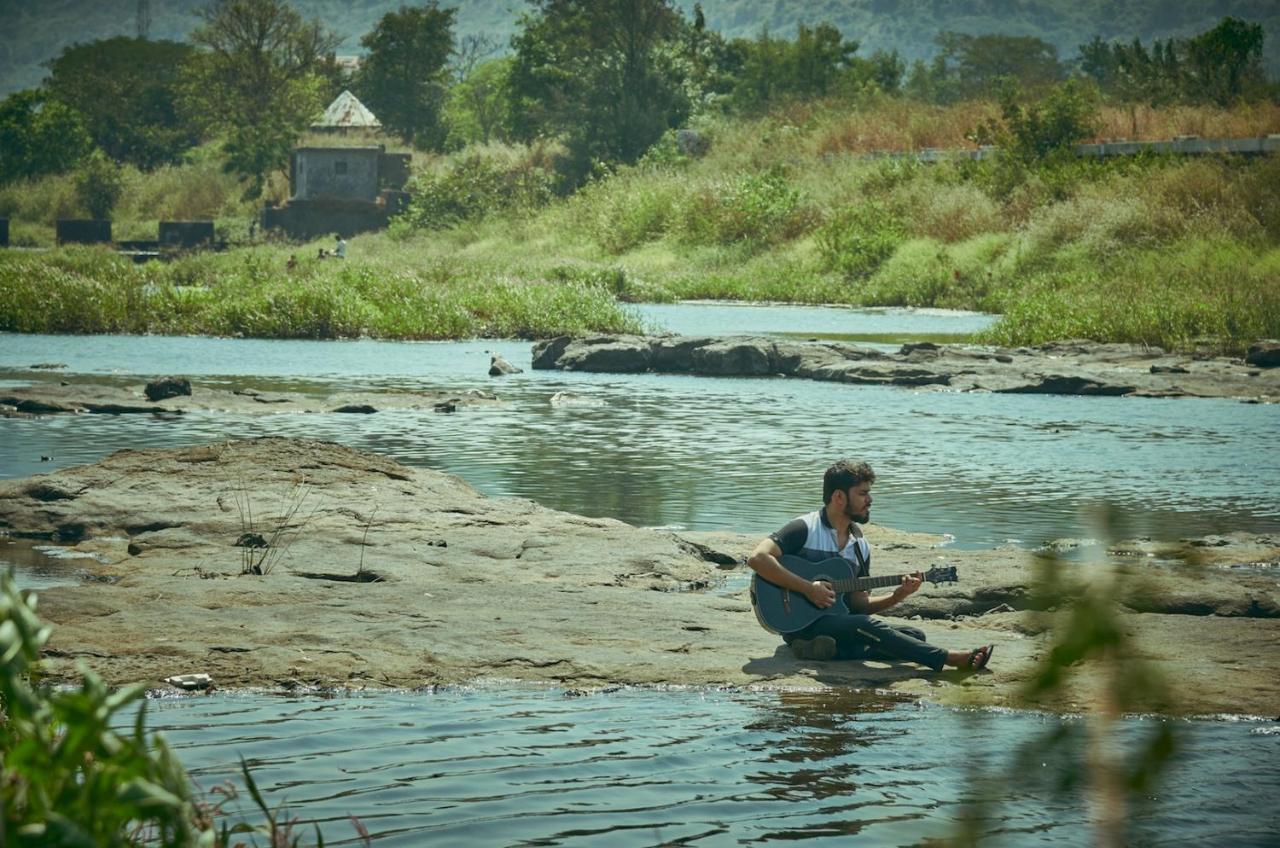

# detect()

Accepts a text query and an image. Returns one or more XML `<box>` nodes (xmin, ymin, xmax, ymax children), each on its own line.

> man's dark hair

<box><xmin>823</xmin><ymin>459</ymin><xmax>876</xmax><ymax>503</ymax></box>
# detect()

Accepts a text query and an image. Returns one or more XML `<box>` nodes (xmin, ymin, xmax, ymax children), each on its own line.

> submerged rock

<box><xmin>488</xmin><ymin>354</ymin><xmax>523</xmax><ymax>376</ymax></box>
<box><xmin>144</xmin><ymin>376</ymin><xmax>192</xmax><ymax>401</ymax></box>
<box><xmin>1246</xmin><ymin>340</ymin><xmax>1280</xmax><ymax>368</ymax></box>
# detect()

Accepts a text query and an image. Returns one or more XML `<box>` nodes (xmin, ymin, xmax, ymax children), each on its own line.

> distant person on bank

<box><xmin>334</xmin><ymin>234</ymin><xmax>346</xmax><ymax>259</ymax></box>
<box><xmin>747</xmin><ymin>459</ymin><xmax>993</xmax><ymax>670</ymax></box>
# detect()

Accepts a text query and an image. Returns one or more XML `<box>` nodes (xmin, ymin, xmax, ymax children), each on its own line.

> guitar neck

<box><xmin>830</xmin><ymin>573</ymin><xmax>909</xmax><ymax>594</ymax></box>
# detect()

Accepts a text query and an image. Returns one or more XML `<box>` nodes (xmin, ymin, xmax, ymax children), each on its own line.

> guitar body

<box><xmin>751</xmin><ymin>555</ymin><xmax>857</xmax><ymax>635</ymax></box>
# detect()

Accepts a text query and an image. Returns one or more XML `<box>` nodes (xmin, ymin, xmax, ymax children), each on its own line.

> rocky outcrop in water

<box><xmin>0</xmin><ymin>381</ymin><xmax>503</xmax><ymax>418</ymax></box>
<box><xmin>532</xmin><ymin>335</ymin><xmax>1280</xmax><ymax>401</ymax></box>
<box><xmin>1246</xmin><ymin>340</ymin><xmax>1280</xmax><ymax>368</ymax></box>
<box><xmin>144</xmin><ymin>376</ymin><xmax>192</xmax><ymax>401</ymax></box>
<box><xmin>488</xmin><ymin>354</ymin><xmax>523</xmax><ymax>376</ymax></box>
<box><xmin>2</xmin><ymin>438</ymin><xmax>1278</xmax><ymax>715</ymax></box>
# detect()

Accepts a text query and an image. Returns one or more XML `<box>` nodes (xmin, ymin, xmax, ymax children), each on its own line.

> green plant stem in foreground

<box><xmin>1</xmin><ymin>571</ymin><xmax>208</xmax><ymax>846</ymax></box>
<box><xmin>1</xmin><ymin>570</ymin><xmax>364</xmax><ymax>847</ymax></box>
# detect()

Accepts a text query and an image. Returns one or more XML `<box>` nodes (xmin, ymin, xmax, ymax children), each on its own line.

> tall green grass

<box><xmin>0</xmin><ymin>245</ymin><xmax>645</xmax><ymax>340</ymax></box>
<box><xmin>978</xmin><ymin>240</ymin><xmax>1280</xmax><ymax>353</ymax></box>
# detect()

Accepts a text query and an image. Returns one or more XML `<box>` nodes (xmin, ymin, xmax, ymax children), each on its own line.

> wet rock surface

<box><xmin>2</xmin><ymin>438</ymin><xmax>1277</xmax><ymax>715</ymax></box>
<box><xmin>488</xmin><ymin>354</ymin><xmax>523</xmax><ymax>376</ymax></box>
<box><xmin>144</xmin><ymin>376</ymin><xmax>193</xmax><ymax>401</ymax></box>
<box><xmin>532</xmin><ymin>335</ymin><xmax>1280</xmax><ymax>401</ymax></box>
<box><xmin>0</xmin><ymin>379</ymin><xmax>503</xmax><ymax>417</ymax></box>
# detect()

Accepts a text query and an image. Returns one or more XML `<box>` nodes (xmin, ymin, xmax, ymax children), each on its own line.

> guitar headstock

<box><xmin>924</xmin><ymin>564</ymin><xmax>958</xmax><ymax>585</ymax></box>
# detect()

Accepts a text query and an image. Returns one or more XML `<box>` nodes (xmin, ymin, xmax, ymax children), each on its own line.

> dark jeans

<box><xmin>785</xmin><ymin>614</ymin><xmax>947</xmax><ymax>671</ymax></box>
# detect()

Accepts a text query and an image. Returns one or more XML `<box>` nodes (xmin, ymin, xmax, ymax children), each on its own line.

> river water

<box><xmin>2</xmin><ymin>304</ymin><xmax>1277</xmax><ymax>550</ymax></box>
<box><xmin>141</xmin><ymin>687</ymin><xmax>1277</xmax><ymax>847</ymax></box>
<box><xmin>2</xmin><ymin>303</ymin><xmax>1278</xmax><ymax>845</ymax></box>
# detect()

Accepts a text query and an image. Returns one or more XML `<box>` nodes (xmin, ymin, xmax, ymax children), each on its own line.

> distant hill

<box><xmin>2</xmin><ymin>0</ymin><xmax>1277</xmax><ymax>96</ymax></box>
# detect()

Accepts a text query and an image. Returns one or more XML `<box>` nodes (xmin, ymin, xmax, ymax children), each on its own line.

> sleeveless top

<box><xmin>769</xmin><ymin>507</ymin><xmax>870</xmax><ymax>577</ymax></box>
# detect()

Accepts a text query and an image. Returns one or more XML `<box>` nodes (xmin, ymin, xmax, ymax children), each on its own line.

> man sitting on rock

<box><xmin>747</xmin><ymin>458</ymin><xmax>993</xmax><ymax>670</ymax></box>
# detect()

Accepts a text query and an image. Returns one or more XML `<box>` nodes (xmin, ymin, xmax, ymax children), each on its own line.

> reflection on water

<box><xmin>137</xmin><ymin>688</ymin><xmax>1278</xmax><ymax>846</ymax></box>
<box><xmin>0</xmin><ymin>538</ymin><xmax>88</xmax><ymax>589</ymax></box>
<box><xmin>1</xmin><ymin>305</ymin><xmax>1277</xmax><ymax>550</ymax></box>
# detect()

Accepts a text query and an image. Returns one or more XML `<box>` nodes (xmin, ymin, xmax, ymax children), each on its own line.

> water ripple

<box><xmin>135</xmin><ymin>688</ymin><xmax>1278</xmax><ymax>846</ymax></box>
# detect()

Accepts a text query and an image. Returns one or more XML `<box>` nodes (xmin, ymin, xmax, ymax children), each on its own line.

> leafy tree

<box><xmin>1078</xmin><ymin>17</ymin><xmax>1267</xmax><ymax>107</ymax></box>
<box><xmin>974</xmin><ymin>79</ymin><xmax>1101</xmax><ymax>162</ymax></box>
<box><xmin>507</xmin><ymin>0</ymin><xmax>690</xmax><ymax>183</ymax></box>
<box><xmin>1079</xmin><ymin>36</ymin><xmax>1173</xmax><ymax>106</ymax></box>
<box><xmin>728</xmin><ymin>23</ymin><xmax>859</xmax><ymax>111</ymax></box>
<box><xmin>844</xmin><ymin>49</ymin><xmax>906</xmax><ymax>96</ymax></box>
<box><xmin>446</xmin><ymin>57</ymin><xmax>514</xmax><ymax>147</ymax></box>
<box><xmin>43</xmin><ymin>37</ymin><xmax>200</xmax><ymax>169</ymax></box>
<box><xmin>355</xmin><ymin>3</ymin><xmax>456</xmax><ymax>150</ymax></box>
<box><xmin>74</xmin><ymin>149</ymin><xmax>125</xmax><ymax>219</ymax></box>
<box><xmin>182</xmin><ymin>0</ymin><xmax>342</xmax><ymax>197</ymax></box>
<box><xmin>1183</xmin><ymin>16</ymin><xmax>1266</xmax><ymax>105</ymax></box>
<box><xmin>0</xmin><ymin>90</ymin><xmax>93</xmax><ymax>184</ymax></box>
<box><xmin>911</xmin><ymin>32</ymin><xmax>1064</xmax><ymax>103</ymax></box>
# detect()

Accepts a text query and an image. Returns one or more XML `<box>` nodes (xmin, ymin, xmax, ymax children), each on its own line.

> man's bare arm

<box><xmin>846</xmin><ymin>572</ymin><xmax>923</xmax><ymax>614</ymax></box>
<box><xmin>746</xmin><ymin>538</ymin><xmax>836</xmax><ymax>609</ymax></box>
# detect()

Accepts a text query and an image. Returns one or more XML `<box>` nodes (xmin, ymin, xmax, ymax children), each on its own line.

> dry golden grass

<box><xmin>807</xmin><ymin>98</ymin><xmax>1280</xmax><ymax>155</ymax></box>
<box><xmin>1094</xmin><ymin>103</ymin><xmax>1280</xmax><ymax>141</ymax></box>
<box><xmin>813</xmin><ymin>99</ymin><xmax>1001</xmax><ymax>154</ymax></box>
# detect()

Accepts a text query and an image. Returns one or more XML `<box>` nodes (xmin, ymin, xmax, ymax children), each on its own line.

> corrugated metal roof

<box><xmin>313</xmin><ymin>90</ymin><xmax>381</xmax><ymax>129</ymax></box>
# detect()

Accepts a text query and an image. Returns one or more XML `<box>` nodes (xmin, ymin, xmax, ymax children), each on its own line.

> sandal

<box><xmin>966</xmin><ymin>644</ymin><xmax>994</xmax><ymax>671</ymax></box>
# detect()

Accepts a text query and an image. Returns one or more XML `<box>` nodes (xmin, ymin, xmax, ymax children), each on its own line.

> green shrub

<box><xmin>892</xmin><ymin>180</ymin><xmax>1002</xmax><ymax>243</ymax></box>
<box><xmin>397</xmin><ymin>152</ymin><xmax>556</xmax><ymax>231</ymax></box>
<box><xmin>850</xmin><ymin>234</ymin><xmax>1015</xmax><ymax>310</ymax></box>
<box><xmin>979</xmin><ymin>239</ymin><xmax>1280</xmax><ymax>354</ymax></box>
<box><xmin>660</xmin><ymin>245</ymin><xmax>848</xmax><ymax>304</ymax></box>
<box><xmin>676</xmin><ymin>167</ymin><xmax>813</xmax><ymax>248</ymax></box>
<box><xmin>1237</xmin><ymin>154</ymin><xmax>1280</xmax><ymax>241</ymax></box>
<box><xmin>0</xmin><ymin>173</ymin><xmax>80</xmax><ymax>227</ymax></box>
<box><xmin>1020</xmin><ymin>192</ymin><xmax>1166</xmax><ymax>264</ymax></box>
<box><xmin>0</xmin><ymin>570</ymin><xmax>370</xmax><ymax>847</ymax></box>
<box><xmin>1146</xmin><ymin>158</ymin><xmax>1272</xmax><ymax>244</ymax></box>
<box><xmin>974</xmin><ymin>80</ymin><xmax>1102</xmax><ymax>163</ymax></box>
<box><xmin>0</xmin><ymin>246</ymin><xmax>646</xmax><ymax>341</ymax></box>
<box><xmin>574</xmin><ymin>171</ymin><xmax>687</xmax><ymax>255</ymax></box>
<box><xmin>816</xmin><ymin>199</ymin><xmax>908</xmax><ymax>278</ymax></box>
<box><xmin>73</xmin><ymin>151</ymin><xmax>125</xmax><ymax>219</ymax></box>
<box><xmin>857</xmin><ymin>156</ymin><xmax>926</xmax><ymax>195</ymax></box>
<box><xmin>116</xmin><ymin>159</ymin><xmax>253</xmax><ymax>224</ymax></box>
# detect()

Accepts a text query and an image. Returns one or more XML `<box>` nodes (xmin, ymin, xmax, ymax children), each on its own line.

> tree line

<box><xmin>0</xmin><ymin>0</ymin><xmax>1273</xmax><ymax>199</ymax></box>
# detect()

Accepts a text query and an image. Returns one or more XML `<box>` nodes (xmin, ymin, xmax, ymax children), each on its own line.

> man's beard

<box><xmin>845</xmin><ymin>503</ymin><xmax>869</xmax><ymax>524</ymax></box>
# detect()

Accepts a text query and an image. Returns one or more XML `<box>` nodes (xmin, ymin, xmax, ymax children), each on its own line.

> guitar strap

<box><xmin>848</xmin><ymin>538</ymin><xmax>869</xmax><ymax>577</ymax></box>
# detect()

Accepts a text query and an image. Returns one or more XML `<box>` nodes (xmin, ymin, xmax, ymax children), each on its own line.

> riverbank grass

<box><xmin>3</xmin><ymin>99</ymin><xmax>1278</xmax><ymax>350</ymax></box>
<box><xmin>0</xmin><ymin>243</ymin><xmax>646</xmax><ymax>340</ymax></box>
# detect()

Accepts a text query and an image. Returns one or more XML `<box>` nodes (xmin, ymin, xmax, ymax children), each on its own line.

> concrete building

<box><xmin>292</xmin><ymin>147</ymin><xmax>382</xmax><ymax>202</ymax></box>
<box><xmin>262</xmin><ymin>92</ymin><xmax>411</xmax><ymax>240</ymax></box>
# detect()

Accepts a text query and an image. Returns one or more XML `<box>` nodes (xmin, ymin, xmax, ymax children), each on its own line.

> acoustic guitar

<box><xmin>751</xmin><ymin>554</ymin><xmax>958</xmax><ymax>635</ymax></box>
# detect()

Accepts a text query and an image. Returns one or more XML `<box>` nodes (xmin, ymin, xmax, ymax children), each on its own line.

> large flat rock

<box><xmin>532</xmin><ymin>335</ymin><xmax>1280</xmax><ymax>402</ymax></box>
<box><xmin>2</xmin><ymin>438</ymin><xmax>1277</xmax><ymax>715</ymax></box>
<box><xmin>0</xmin><ymin>380</ymin><xmax>499</xmax><ymax>417</ymax></box>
